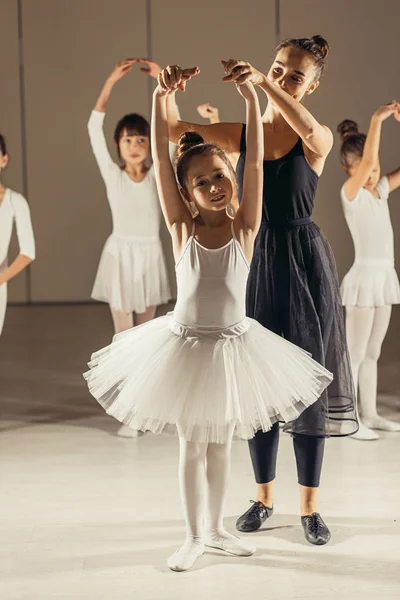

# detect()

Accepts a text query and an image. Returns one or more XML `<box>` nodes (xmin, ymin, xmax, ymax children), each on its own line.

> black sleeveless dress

<box><xmin>237</xmin><ymin>125</ymin><xmax>358</xmax><ymax>437</ymax></box>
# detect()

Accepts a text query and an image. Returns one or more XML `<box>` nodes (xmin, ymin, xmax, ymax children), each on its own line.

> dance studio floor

<box><xmin>1</xmin><ymin>304</ymin><xmax>399</xmax><ymax>600</ymax></box>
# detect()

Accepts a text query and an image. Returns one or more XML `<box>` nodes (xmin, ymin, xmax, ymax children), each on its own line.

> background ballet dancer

<box><xmin>84</xmin><ymin>61</ymin><xmax>332</xmax><ymax>572</ymax></box>
<box><xmin>338</xmin><ymin>101</ymin><xmax>400</xmax><ymax>441</ymax></box>
<box><xmin>88</xmin><ymin>58</ymin><xmax>172</xmax><ymax>437</ymax></box>
<box><xmin>0</xmin><ymin>134</ymin><xmax>35</xmax><ymax>338</ymax></box>
<box><xmin>197</xmin><ymin>103</ymin><xmax>220</xmax><ymax>124</ymax></box>
<box><xmin>165</xmin><ymin>36</ymin><xmax>358</xmax><ymax>546</ymax></box>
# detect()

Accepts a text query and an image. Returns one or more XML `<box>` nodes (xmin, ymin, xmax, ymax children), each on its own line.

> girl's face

<box><xmin>267</xmin><ymin>47</ymin><xmax>320</xmax><ymax>103</ymax></box>
<box><xmin>184</xmin><ymin>154</ymin><xmax>235</xmax><ymax>213</ymax></box>
<box><xmin>346</xmin><ymin>157</ymin><xmax>381</xmax><ymax>191</ymax></box>
<box><xmin>118</xmin><ymin>129</ymin><xmax>150</xmax><ymax>167</ymax></box>
<box><xmin>0</xmin><ymin>151</ymin><xmax>8</xmax><ymax>170</ymax></box>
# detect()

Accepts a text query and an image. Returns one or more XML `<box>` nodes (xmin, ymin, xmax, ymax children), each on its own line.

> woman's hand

<box><xmin>221</xmin><ymin>59</ymin><xmax>264</xmax><ymax>87</ymax></box>
<box><xmin>374</xmin><ymin>101</ymin><xmax>400</xmax><ymax>122</ymax></box>
<box><xmin>158</xmin><ymin>65</ymin><xmax>200</xmax><ymax>94</ymax></box>
<box><xmin>108</xmin><ymin>59</ymin><xmax>136</xmax><ymax>84</ymax></box>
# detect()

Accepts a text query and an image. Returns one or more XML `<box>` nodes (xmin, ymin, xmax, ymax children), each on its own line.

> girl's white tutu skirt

<box><xmin>84</xmin><ymin>315</ymin><xmax>333</xmax><ymax>443</ymax></box>
<box><xmin>341</xmin><ymin>259</ymin><xmax>400</xmax><ymax>307</ymax></box>
<box><xmin>91</xmin><ymin>233</ymin><xmax>172</xmax><ymax>314</ymax></box>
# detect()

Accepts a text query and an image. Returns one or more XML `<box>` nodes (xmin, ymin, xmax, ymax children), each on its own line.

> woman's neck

<box><xmin>262</xmin><ymin>104</ymin><xmax>291</xmax><ymax>132</ymax></box>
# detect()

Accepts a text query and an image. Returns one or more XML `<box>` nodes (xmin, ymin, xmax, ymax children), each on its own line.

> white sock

<box><xmin>167</xmin><ymin>537</ymin><xmax>205</xmax><ymax>572</ymax></box>
<box><xmin>205</xmin><ymin>529</ymin><xmax>255</xmax><ymax>556</ymax></box>
<box><xmin>363</xmin><ymin>416</ymin><xmax>400</xmax><ymax>432</ymax></box>
<box><xmin>351</xmin><ymin>420</ymin><xmax>380</xmax><ymax>441</ymax></box>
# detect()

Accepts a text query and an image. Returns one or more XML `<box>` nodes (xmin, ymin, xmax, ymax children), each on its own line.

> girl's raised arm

<box><xmin>233</xmin><ymin>81</ymin><xmax>263</xmax><ymax>259</ymax></box>
<box><xmin>151</xmin><ymin>79</ymin><xmax>192</xmax><ymax>255</ymax></box>
<box><xmin>344</xmin><ymin>102</ymin><xmax>399</xmax><ymax>201</ymax></box>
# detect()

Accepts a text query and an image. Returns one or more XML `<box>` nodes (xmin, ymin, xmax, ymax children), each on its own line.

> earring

<box><xmin>189</xmin><ymin>201</ymin><xmax>199</xmax><ymax>219</ymax></box>
<box><xmin>225</xmin><ymin>202</ymin><xmax>236</xmax><ymax>219</ymax></box>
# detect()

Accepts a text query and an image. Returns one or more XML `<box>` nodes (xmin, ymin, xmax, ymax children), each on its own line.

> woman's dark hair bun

<box><xmin>177</xmin><ymin>131</ymin><xmax>205</xmax><ymax>159</ymax></box>
<box><xmin>337</xmin><ymin>119</ymin><xmax>359</xmax><ymax>140</ymax></box>
<box><xmin>311</xmin><ymin>35</ymin><xmax>329</xmax><ymax>59</ymax></box>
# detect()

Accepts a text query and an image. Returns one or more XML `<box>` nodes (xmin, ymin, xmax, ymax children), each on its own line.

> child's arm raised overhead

<box><xmin>151</xmin><ymin>71</ymin><xmax>195</xmax><ymax>260</ymax></box>
<box><xmin>232</xmin><ymin>80</ymin><xmax>263</xmax><ymax>262</ymax></box>
<box><xmin>387</xmin><ymin>105</ymin><xmax>400</xmax><ymax>193</ymax></box>
<box><xmin>344</xmin><ymin>102</ymin><xmax>399</xmax><ymax>201</ymax></box>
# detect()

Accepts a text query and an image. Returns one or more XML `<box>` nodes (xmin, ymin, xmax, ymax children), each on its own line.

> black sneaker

<box><xmin>236</xmin><ymin>501</ymin><xmax>274</xmax><ymax>533</ymax></box>
<box><xmin>301</xmin><ymin>513</ymin><xmax>331</xmax><ymax>545</ymax></box>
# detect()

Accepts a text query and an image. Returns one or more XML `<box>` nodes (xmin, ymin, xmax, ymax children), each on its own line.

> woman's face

<box><xmin>267</xmin><ymin>47</ymin><xmax>320</xmax><ymax>103</ymax></box>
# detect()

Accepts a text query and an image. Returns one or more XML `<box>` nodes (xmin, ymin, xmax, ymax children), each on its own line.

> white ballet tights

<box><xmin>346</xmin><ymin>305</ymin><xmax>400</xmax><ymax>439</ymax></box>
<box><xmin>110</xmin><ymin>306</ymin><xmax>156</xmax><ymax>437</ymax></box>
<box><xmin>168</xmin><ymin>424</ymin><xmax>255</xmax><ymax>572</ymax></box>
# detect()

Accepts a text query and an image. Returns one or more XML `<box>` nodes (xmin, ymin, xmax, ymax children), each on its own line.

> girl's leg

<box><xmin>205</xmin><ymin>424</ymin><xmax>255</xmax><ymax>556</ymax></box>
<box><xmin>134</xmin><ymin>305</ymin><xmax>157</xmax><ymax>326</ymax></box>
<box><xmin>345</xmin><ymin>306</ymin><xmax>378</xmax><ymax>440</ymax></box>
<box><xmin>168</xmin><ymin>428</ymin><xmax>207</xmax><ymax>572</ymax></box>
<box><xmin>0</xmin><ymin>282</ymin><xmax>7</xmax><ymax>337</ymax></box>
<box><xmin>110</xmin><ymin>308</ymin><xmax>133</xmax><ymax>334</ymax></box>
<box><xmin>109</xmin><ymin>307</ymin><xmax>137</xmax><ymax>437</ymax></box>
<box><xmin>359</xmin><ymin>306</ymin><xmax>400</xmax><ymax>431</ymax></box>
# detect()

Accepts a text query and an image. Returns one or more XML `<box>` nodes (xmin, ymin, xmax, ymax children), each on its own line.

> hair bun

<box><xmin>311</xmin><ymin>35</ymin><xmax>329</xmax><ymax>58</ymax></box>
<box><xmin>337</xmin><ymin>119</ymin><xmax>359</xmax><ymax>140</ymax></box>
<box><xmin>177</xmin><ymin>131</ymin><xmax>204</xmax><ymax>159</ymax></box>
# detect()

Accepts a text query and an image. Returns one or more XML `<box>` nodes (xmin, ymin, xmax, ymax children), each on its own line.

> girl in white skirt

<box><xmin>84</xmin><ymin>64</ymin><xmax>332</xmax><ymax>572</ymax></box>
<box><xmin>338</xmin><ymin>102</ymin><xmax>400</xmax><ymax>440</ymax></box>
<box><xmin>88</xmin><ymin>58</ymin><xmax>172</xmax><ymax>333</ymax></box>
<box><xmin>0</xmin><ymin>134</ymin><xmax>35</xmax><ymax>337</ymax></box>
<box><xmin>89</xmin><ymin>58</ymin><xmax>173</xmax><ymax>436</ymax></box>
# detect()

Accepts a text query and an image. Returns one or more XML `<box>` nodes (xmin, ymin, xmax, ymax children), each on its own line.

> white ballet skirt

<box><xmin>341</xmin><ymin>176</ymin><xmax>400</xmax><ymax>307</ymax></box>
<box><xmin>84</xmin><ymin>223</ymin><xmax>333</xmax><ymax>443</ymax></box>
<box><xmin>88</xmin><ymin>111</ymin><xmax>171</xmax><ymax>313</ymax></box>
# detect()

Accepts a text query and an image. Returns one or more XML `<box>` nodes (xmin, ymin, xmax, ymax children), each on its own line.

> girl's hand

<box><xmin>108</xmin><ymin>59</ymin><xmax>136</xmax><ymax>84</ymax></box>
<box><xmin>197</xmin><ymin>103</ymin><xmax>219</xmax><ymax>120</ymax></box>
<box><xmin>374</xmin><ymin>101</ymin><xmax>400</xmax><ymax>122</ymax></box>
<box><xmin>221</xmin><ymin>59</ymin><xmax>264</xmax><ymax>87</ymax></box>
<box><xmin>136</xmin><ymin>58</ymin><xmax>162</xmax><ymax>79</ymax></box>
<box><xmin>158</xmin><ymin>65</ymin><xmax>200</xmax><ymax>94</ymax></box>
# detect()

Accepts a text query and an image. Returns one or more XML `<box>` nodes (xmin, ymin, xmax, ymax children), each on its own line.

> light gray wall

<box><xmin>1</xmin><ymin>0</ymin><xmax>399</xmax><ymax>302</ymax></box>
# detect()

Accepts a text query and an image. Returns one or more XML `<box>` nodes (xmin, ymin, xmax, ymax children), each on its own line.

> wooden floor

<box><xmin>1</xmin><ymin>304</ymin><xmax>399</xmax><ymax>600</ymax></box>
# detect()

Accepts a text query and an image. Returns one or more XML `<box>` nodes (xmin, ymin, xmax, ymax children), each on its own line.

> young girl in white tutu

<box><xmin>85</xmin><ymin>63</ymin><xmax>332</xmax><ymax>572</ymax></box>
<box><xmin>338</xmin><ymin>101</ymin><xmax>400</xmax><ymax>440</ymax></box>
<box><xmin>0</xmin><ymin>134</ymin><xmax>35</xmax><ymax>337</ymax></box>
<box><xmin>88</xmin><ymin>58</ymin><xmax>173</xmax><ymax>437</ymax></box>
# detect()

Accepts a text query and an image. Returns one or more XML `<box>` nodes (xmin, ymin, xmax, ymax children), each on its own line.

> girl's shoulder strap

<box><xmin>239</xmin><ymin>124</ymin><xmax>247</xmax><ymax>152</ymax></box>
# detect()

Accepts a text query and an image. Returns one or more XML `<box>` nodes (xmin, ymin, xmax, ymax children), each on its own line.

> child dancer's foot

<box><xmin>363</xmin><ymin>416</ymin><xmax>400</xmax><ymax>432</ymax></box>
<box><xmin>167</xmin><ymin>537</ymin><xmax>205</xmax><ymax>572</ymax></box>
<box><xmin>205</xmin><ymin>529</ymin><xmax>255</xmax><ymax>556</ymax></box>
<box><xmin>116</xmin><ymin>424</ymin><xmax>139</xmax><ymax>438</ymax></box>
<box><xmin>351</xmin><ymin>420</ymin><xmax>380</xmax><ymax>440</ymax></box>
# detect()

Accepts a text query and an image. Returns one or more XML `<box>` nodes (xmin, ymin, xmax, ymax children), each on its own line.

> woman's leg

<box><xmin>167</xmin><ymin>428</ymin><xmax>207</xmax><ymax>572</ymax></box>
<box><xmin>134</xmin><ymin>305</ymin><xmax>157</xmax><ymax>326</ymax></box>
<box><xmin>205</xmin><ymin>425</ymin><xmax>255</xmax><ymax>556</ymax></box>
<box><xmin>236</xmin><ymin>423</ymin><xmax>278</xmax><ymax>532</ymax></box>
<box><xmin>359</xmin><ymin>306</ymin><xmax>399</xmax><ymax>431</ymax></box>
<box><xmin>345</xmin><ymin>306</ymin><xmax>378</xmax><ymax>440</ymax></box>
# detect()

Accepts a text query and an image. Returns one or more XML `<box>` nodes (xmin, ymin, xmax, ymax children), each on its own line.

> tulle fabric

<box><xmin>247</xmin><ymin>222</ymin><xmax>358</xmax><ymax>437</ymax></box>
<box><xmin>341</xmin><ymin>260</ymin><xmax>400</xmax><ymax>307</ymax></box>
<box><xmin>91</xmin><ymin>233</ymin><xmax>171</xmax><ymax>313</ymax></box>
<box><xmin>84</xmin><ymin>315</ymin><xmax>332</xmax><ymax>444</ymax></box>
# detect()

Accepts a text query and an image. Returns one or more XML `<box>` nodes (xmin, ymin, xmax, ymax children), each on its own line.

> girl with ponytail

<box><xmin>338</xmin><ymin>103</ymin><xmax>400</xmax><ymax>441</ymax></box>
<box><xmin>84</xmin><ymin>62</ymin><xmax>332</xmax><ymax>571</ymax></box>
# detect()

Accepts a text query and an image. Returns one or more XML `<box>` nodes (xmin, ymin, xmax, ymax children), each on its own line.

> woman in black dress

<box><xmin>165</xmin><ymin>35</ymin><xmax>358</xmax><ymax>545</ymax></box>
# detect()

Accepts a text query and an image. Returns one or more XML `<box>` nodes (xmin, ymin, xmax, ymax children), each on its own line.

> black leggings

<box><xmin>249</xmin><ymin>422</ymin><xmax>325</xmax><ymax>488</ymax></box>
